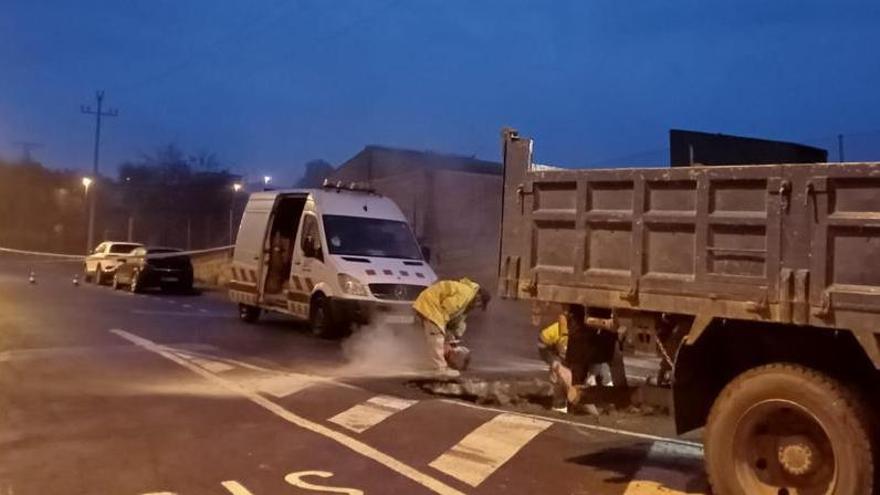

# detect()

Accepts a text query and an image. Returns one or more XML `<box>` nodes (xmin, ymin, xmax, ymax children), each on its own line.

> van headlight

<box><xmin>338</xmin><ymin>274</ymin><xmax>369</xmax><ymax>297</ymax></box>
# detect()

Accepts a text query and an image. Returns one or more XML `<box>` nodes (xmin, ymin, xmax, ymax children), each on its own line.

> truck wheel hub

<box><xmin>777</xmin><ymin>436</ymin><xmax>816</xmax><ymax>476</ymax></box>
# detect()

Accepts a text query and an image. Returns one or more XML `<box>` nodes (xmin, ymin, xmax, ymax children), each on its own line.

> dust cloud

<box><xmin>337</xmin><ymin>320</ymin><xmax>432</xmax><ymax>377</ymax></box>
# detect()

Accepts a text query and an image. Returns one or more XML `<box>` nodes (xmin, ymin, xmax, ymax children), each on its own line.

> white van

<box><xmin>229</xmin><ymin>184</ymin><xmax>437</xmax><ymax>337</ymax></box>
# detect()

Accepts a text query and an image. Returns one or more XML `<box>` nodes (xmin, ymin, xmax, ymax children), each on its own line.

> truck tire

<box><xmin>705</xmin><ymin>363</ymin><xmax>875</xmax><ymax>495</ymax></box>
<box><xmin>238</xmin><ymin>304</ymin><xmax>261</xmax><ymax>323</ymax></box>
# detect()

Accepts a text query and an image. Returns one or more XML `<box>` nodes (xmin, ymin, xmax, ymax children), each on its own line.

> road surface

<box><xmin>0</xmin><ymin>257</ymin><xmax>708</xmax><ymax>495</ymax></box>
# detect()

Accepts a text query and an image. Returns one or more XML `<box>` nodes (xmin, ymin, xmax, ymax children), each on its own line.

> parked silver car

<box><xmin>83</xmin><ymin>241</ymin><xmax>143</xmax><ymax>284</ymax></box>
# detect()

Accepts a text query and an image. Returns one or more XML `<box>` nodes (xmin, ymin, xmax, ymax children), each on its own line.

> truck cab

<box><xmin>229</xmin><ymin>183</ymin><xmax>437</xmax><ymax>337</ymax></box>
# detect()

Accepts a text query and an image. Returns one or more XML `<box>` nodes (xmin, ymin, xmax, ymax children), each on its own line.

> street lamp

<box><xmin>82</xmin><ymin>177</ymin><xmax>94</xmax><ymax>253</ymax></box>
<box><xmin>263</xmin><ymin>176</ymin><xmax>272</xmax><ymax>187</ymax></box>
<box><xmin>229</xmin><ymin>183</ymin><xmax>243</xmax><ymax>245</ymax></box>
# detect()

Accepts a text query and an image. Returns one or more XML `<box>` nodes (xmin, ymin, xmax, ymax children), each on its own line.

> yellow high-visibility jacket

<box><xmin>413</xmin><ymin>278</ymin><xmax>481</xmax><ymax>331</ymax></box>
<box><xmin>539</xmin><ymin>315</ymin><xmax>568</xmax><ymax>357</ymax></box>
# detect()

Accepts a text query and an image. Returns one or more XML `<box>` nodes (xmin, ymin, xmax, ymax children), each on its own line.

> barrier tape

<box><xmin>0</xmin><ymin>245</ymin><xmax>234</xmax><ymax>262</ymax></box>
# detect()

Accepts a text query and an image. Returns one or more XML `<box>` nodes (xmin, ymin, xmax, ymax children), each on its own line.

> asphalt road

<box><xmin>0</xmin><ymin>257</ymin><xmax>709</xmax><ymax>495</ymax></box>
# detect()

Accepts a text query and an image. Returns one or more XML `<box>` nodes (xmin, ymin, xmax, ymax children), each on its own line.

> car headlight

<box><xmin>338</xmin><ymin>273</ymin><xmax>369</xmax><ymax>297</ymax></box>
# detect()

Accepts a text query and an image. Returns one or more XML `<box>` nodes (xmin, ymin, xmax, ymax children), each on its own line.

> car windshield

<box><xmin>322</xmin><ymin>215</ymin><xmax>422</xmax><ymax>260</ymax></box>
<box><xmin>109</xmin><ymin>243</ymin><xmax>141</xmax><ymax>254</ymax></box>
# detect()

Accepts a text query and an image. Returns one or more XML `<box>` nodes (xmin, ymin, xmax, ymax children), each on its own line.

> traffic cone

<box><xmin>28</xmin><ymin>271</ymin><xmax>36</xmax><ymax>284</ymax></box>
<box><xmin>72</xmin><ymin>274</ymin><xmax>80</xmax><ymax>286</ymax></box>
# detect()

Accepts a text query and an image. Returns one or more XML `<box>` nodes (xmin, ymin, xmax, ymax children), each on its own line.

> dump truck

<box><xmin>497</xmin><ymin>128</ymin><xmax>880</xmax><ymax>494</ymax></box>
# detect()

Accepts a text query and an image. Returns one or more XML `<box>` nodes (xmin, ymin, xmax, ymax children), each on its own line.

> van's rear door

<box><xmin>231</xmin><ymin>194</ymin><xmax>275</xmax><ymax>298</ymax></box>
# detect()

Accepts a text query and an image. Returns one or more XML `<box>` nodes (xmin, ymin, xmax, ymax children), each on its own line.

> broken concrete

<box><xmin>412</xmin><ymin>377</ymin><xmax>553</xmax><ymax>406</ymax></box>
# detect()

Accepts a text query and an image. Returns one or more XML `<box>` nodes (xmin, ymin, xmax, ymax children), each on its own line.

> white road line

<box><xmin>198</xmin><ymin>308</ymin><xmax>209</xmax><ymax>313</ymax></box>
<box><xmin>182</xmin><ymin>304</ymin><xmax>192</xmax><ymax>309</ymax></box>
<box><xmin>429</xmin><ymin>413</ymin><xmax>551</xmax><ymax>487</ymax></box>
<box><xmin>189</xmin><ymin>356</ymin><xmax>236</xmax><ymax>373</ymax></box>
<box><xmin>247</xmin><ymin>373</ymin><xmax>322</xmax><ymax>398</ymax></box>
<box><xmin>622</xmin><ymin>442</ymin><xmax>706</xmax><ymax>495</ymax></box>
<box><xmin>220</xmin><ymin>480</ymin><xmax>254</xmax><ymax>495</ymax></box>
<box><xmin>130</xmin><ymin>309</ymin><xmax>227</xmax><ymax>318</ymax></box>
<box><xmin>110</xmin><ymin>329</ymin><xmax>465</xmax><ymax>495</ymax></box>
<box><xmin>329</xmin><ymin>395</ymin><xmax>417</xmax><ymax>433</ymax></box>
<box><xmin>442</xmin><ymin>399</ymin><xmax>703</xmax><ymax>450</ymax></box>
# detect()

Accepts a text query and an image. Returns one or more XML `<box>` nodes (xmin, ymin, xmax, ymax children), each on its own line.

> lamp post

<box><xmin>81</xmin><ymin>177</ymin><xmax>93</xmax><ymax>253</ymax></box>
<box><xmin>229</xmin><ymin>183</ymin><xmax>243</xmax><ymax>245</ymax></box>
<box><xmin>263</xmin><ymin>175</ymin><xmax>272</xmax><ymax>191</ymax></box>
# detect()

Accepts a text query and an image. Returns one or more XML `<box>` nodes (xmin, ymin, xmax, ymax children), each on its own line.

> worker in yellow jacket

<box><xmin>538</xmin><ymin>309</ymin><xmax>575</xmax><ymax>412</ymax></box>
<box><xmin>539</xmin><ymin>305</ymin><xmax>614</xmax><ymax>414</ymax></box>
<box><xmin>413</xmin><ymin>278</ymin><xmax>491</xmax><ymax>378</ymax></box>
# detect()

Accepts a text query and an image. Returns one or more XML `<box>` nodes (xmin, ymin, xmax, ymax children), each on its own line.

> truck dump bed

<box><xmin>498</xmin><ymin>129</ymin><xmax>880</xmax><ymax>364</ymax></box>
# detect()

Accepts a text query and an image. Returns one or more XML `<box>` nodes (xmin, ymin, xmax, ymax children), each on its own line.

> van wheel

<box><xmin>239</xmin><ymin>304</ymin><xmax>261</xmax><ymax>323</ymax></box>
<box><xmin>705</xmin><ymin>363</ymin><xmax>874</xmax><ymax>495</ymax></box>
<box><xmin>309</xmin><ymin>296</ymin><xmax>341</xmax><ymax>339</ymax></box>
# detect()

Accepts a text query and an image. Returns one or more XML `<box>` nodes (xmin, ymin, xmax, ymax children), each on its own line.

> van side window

<box><xmin>301</xmin><ymin>215</ymin><xmax>323</xmax><ymax>261</ymax></box>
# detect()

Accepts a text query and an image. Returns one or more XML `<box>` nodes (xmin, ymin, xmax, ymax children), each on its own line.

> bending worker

<box><xmin>538</xmin><ymin>305</ymin><xmax>615</xmax><ymax>414</ymax></box>
<box><xmin>413</xmin><ymin>278</ymin><xmax>491</xmax><ymax>378</ymax></box>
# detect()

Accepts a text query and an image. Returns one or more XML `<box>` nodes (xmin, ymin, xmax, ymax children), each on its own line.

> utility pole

<box><xmin>11</xmin><ymin>141</ymin><xmax>43</xmax><ymax>163</ymax></box>
<box><xmin>80</xmin><ymin>91</ymin><xmax>118</xmax><ymax>252</ymax></box>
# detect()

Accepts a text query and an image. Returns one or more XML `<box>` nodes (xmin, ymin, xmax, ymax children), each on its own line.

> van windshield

<box><xmin>322</xmin><ymin>215</ymin><xmax>422</xmax><ymax>260</ymax></box>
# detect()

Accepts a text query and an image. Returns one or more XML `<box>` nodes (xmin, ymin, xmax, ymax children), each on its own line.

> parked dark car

<box><xmin>112</xmin><ymin>247</ymin><xmax>193</xmax><ymax>293</ymax></box>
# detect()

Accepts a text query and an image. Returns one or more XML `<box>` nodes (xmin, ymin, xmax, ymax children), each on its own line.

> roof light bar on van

<box><xmin>321</xmin><ymin>178</ymin><xmax>378</xmax><ymax>195</ymax></box>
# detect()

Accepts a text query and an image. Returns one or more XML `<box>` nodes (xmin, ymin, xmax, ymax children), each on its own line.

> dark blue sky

<box><xmin>2</xmin><ymin>0</ymin><xmax>878</xmax><ymax>185</ymax></box>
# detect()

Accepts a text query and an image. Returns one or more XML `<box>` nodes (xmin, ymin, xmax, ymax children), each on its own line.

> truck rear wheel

<box><xmin>705</xmin><ymin>363</ymin><xmax>875</xmax><ymax>495</ymax></box>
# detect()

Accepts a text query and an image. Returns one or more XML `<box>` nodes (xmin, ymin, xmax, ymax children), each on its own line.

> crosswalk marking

<box><xmin>429</xmin><ymin>413</ymin><xmax>552</xmax><ymax>487</ymax></box>
<box><xmin>622</xmin><ymin>442</ymin><xmax>707</xmax><ymax>495</ymax></box>
<box><xmin>112</xmin><ymin>329</ymin><xmax>466</xmax><ymax>495</ymax></box>
<box><xmin>328</xmin><ymin>395</ymin><xmax>417</xmax><ymax>433</ymax></box>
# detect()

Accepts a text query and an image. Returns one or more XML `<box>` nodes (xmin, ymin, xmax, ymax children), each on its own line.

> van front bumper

<box><xmin>327</xmin><ymin>298</ymin><xmax>415</xmax><ymax>326</ymax></box>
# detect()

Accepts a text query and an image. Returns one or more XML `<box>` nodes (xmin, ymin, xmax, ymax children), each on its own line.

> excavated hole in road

<box><xmin>411</xmin><ymin>377</ymin><xmax>670</xmax><ymax>417</ymax></box>
<box><xmin>410</xmin><ymin>377</ymin><xmax>555</xmax><ymax>407</ymax></box>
